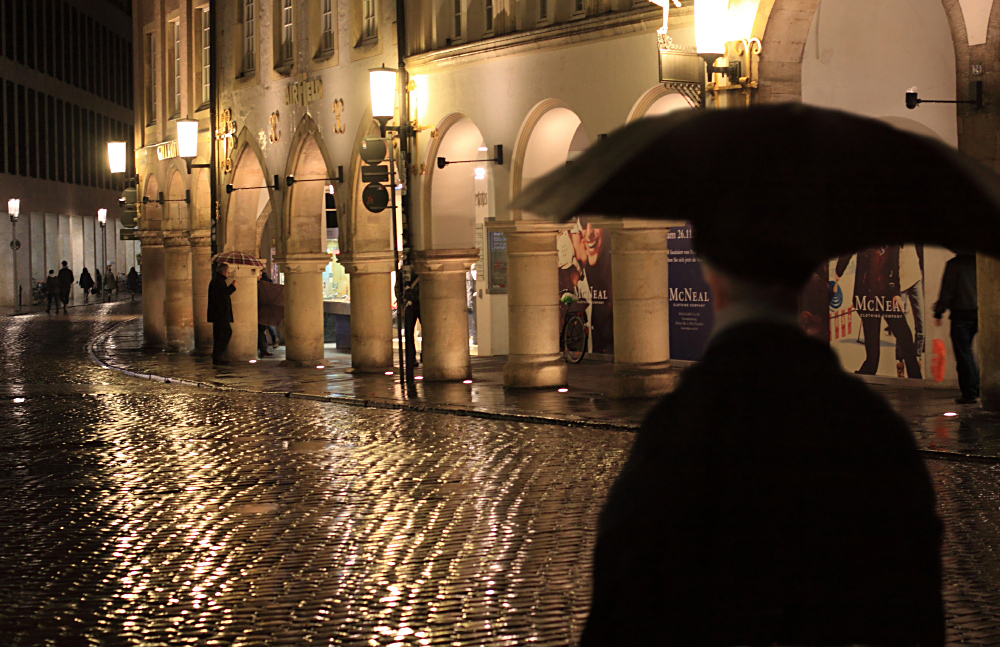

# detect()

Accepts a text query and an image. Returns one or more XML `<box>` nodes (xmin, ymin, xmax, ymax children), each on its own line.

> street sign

<box><xmin>362</xmin><ymin>184</ymin><xmax>389</xmax><ymax>213</ymax></box>
<box><xmin>120</xmin><ymin>229</ymin><xmax>140</xmax><ymax>241</ymax></box>
<box><xmin>361</xmin><ymin>164</ymin><xmax>390</xmax><ymax>184</ymax></box>
<box><xmin>360</xmin><ymin>137</ymin><xmax>388</xmax><ymax>164</ymax></box>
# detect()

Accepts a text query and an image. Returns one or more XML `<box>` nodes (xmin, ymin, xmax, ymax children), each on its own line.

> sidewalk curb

<box><xmin>88</xmin><ymin>317</ymin><xmax>1000</xmax><ymax>462</ymax></box>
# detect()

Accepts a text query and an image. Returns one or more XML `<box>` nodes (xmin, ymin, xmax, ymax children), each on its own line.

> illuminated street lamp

<box><xmin>97</xmin><ymin>209</ymin><xmax>108</xmax><ymax>302</ymax></box>
<box><xmin>177</xmin><ymin>119</ymin><xmax>210</xmax><ymax>173</ymax></box>
<box><xmin>369</xmin><ymin>66</ymin><xmax>398</xmax><ymax>135</ymax></box>
<box><xmin>8</xmin><ymin>198</ymin><xmax>20</xmax><ymax>312</ymax></box>
<box><xmin>107</xmin><ymin>141</ymin><xmax>127</xmax><ymax>174</ymax></box>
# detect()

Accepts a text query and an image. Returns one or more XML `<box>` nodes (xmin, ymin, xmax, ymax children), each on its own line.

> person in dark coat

<box><xmin>94</xmin><ymin>269</ymin><xmax>103</xmax><ymax>299</ymax></box>
<box><xmin>207</xmin><ymin>263</ymin><xmax>237</xmax><ymax>365</ymax></box>
<box><xmin>582</xmin><ymin>255</ymin><xmax>944</xmax><ymax>647</ymax></box>
<box><xmin>79</xmin><ymin>268</ymin><xmax>94</xmax><ymax>304</ymax></box>
<box><xmin>45</xmin><ymin>270</ymin><xmax>59</xmax><ymax>313</ymax></box>
<box><xmin>934</xmin><ymin>252</ymin><xmax>979</xmax><ymax>404</ymax></box>
<box><xmin>57</xmin><ymin>261</ymin><xmax>74</xmax><ymax>313</ymax></box>
<box><xmin>126</xmin><ymin>267</ymin><xmax>140</xmax><ymax>300</ymax></box>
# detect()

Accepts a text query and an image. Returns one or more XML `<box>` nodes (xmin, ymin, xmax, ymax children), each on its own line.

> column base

<box><xmin>503</xmin><ymin>353</ymin><xmax>568</xmax><ymax>388</ymax></box>
<box><xmin>424</xmin><ymin>363</ymin><xmax>472</xmax><ymax>382</ymax></box>
<box><xmin>612</xmin><ymin>361</ymin><xmax>676</xmax><ymax>399</ymax></box>
<box><xmin>281</xmin><ymin>358</ymin><xmax>327</xmax><ymax>368</ymax></box>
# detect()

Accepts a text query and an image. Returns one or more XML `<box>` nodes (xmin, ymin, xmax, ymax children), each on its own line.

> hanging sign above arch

<box><xmin>285</xmin><ymin>77</ymin><xmax>324</xmax><ymax>107</ymax></box>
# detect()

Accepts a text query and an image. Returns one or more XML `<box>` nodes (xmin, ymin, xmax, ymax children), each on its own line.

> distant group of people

<box><xmin>42</xmin><ymin>262</ymin><xmax>140</xmax><ymax>312</ymax></box>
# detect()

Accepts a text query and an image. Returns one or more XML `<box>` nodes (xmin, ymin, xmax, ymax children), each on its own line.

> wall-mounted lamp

<box><xmin>438</xmin><ymin>145</ymin><xmax>503</xmax><ymax>169</ymax></box>
<box><xmin>906</xmin><ymin>82</ymin><xmax>983</xmax><ymax>110</ymax></box>
<box><xmin>8</xmin><ymin>198</ymin><xmax>19</xmax><ymax>223</ymax></box>
<box><xmin>657</xmin><ymin>0</ymin><xmax>762</xmax><ymax>107</ymax></box>
<box><xmin>226</xmin><ymin>175</ymin><xmax>282</xmax><ymax>194</ymax></box>
<box><xmin>142</xmin><ymin>192</ymin><xmax>165</xmax><ymax>205</ymax></box>
<box><xmin>370</xmin><ymin>65</ymin><xmax>399</xmax><ymax>136</ymax></box>
<box><xmin>177</xmin><ymin>119</ymin><xmax>212</xmax><ymax>173</ymax></box>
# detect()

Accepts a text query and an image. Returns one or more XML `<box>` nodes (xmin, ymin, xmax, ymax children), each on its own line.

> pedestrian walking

<box><xmin>104</xmin><ymin>266</ymin><xmax>117</xmax><ymax>300</ymax></box>
<box><xmin>57</xmin><ymin>261</ymin><xmax>74</xmax><ymax>313</ymax></box>
<box><xmin>934</xmin><ymin>251</ymin><xmax>979</xmax><ymax>404</ymax></box>
<box><xmin>581</xmin><ymin>257</ymin><xmax>944</xmax><ymax>647</ymax></box>
<box><xmin>94</xmin><ymin>268</ymin><xmax>103</xmax><ymax>300</ymax></box>
<box><xmin>256</xmin><ymin>272</ymin><xmax>273</xmax><ymax>358</ymax></box>
<box><xmin>207</xmin><ymin>263</ymin><xmax>236</xmax><ymax>365</ymax></box>
<box><xmin>79</xmin><ymin>268</ymin><xmax>94</xmax><ymax>304</ymax></box>
<box><xmin>45</xmin><ymin>270</ymin><xmax>59</xmax><ymax>313</ymax></box>
<box><xmin>126</xmin><ymin>267</ymin><xmax>140</xmax><ymax>301</ymax></box>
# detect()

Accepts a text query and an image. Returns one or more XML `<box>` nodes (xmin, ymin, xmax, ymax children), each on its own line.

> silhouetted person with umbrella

<box><xmin>934</xmin><ymin>251</ymin><xmax>979</xmax><ymax>404</ymax></box>
<box><xmin>207</xmin><ymin>263</ymin><xmax>236</xmax><ymax>365</ymax></box>
<box><xmin>580</xmin><ymin>243</ymin><xmax>943</xmax><ymax>647</ymax></box>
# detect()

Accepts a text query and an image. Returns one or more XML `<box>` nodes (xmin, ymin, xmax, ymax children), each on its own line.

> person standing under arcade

<box><xmin>207</xmin><ymin>263</ymin><xmax>237</xmax><ymax>365</ymax></box>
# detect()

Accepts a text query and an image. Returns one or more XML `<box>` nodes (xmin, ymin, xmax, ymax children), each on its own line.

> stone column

<box><xmin>413</xmin><ymin>249</ymin><xmax>479</xmax><ymax>381</ymax></box>
<box><xmin>611</xmin><ymin>227</ymin><xmax>675</xmax><ymax>398</ymax></box>
<box><xmin>503</xmin><ymin>228</ymin><xmax>567</xmax><ymax>388</ymax></box>
<box><xmin>190</xmin><ymin>230</ymin><xmax>213</xmax><ymax>355</ymax></box>
<box><xmin>137</xmin><ymin>230</ymin><xmax>167</xmax><ymax>350</ymax></box>
<box><xmin>979</xmin><ymin>254</ymin><xmax>1000</xmax><ymax>410</ymax></box>
<box><xmin>163</xmin><ymin>230</ymin><xmax>195</xmax><ymax>353</ymax></box>
<box><xmin>339</xmin><ymin>252</ymin><xmax>395</xmax><ymax>372</ymax></box>
<box><xmin>224</xmin><ymin>263</ymin><xmax>259</xmax><ymax>362</ymax></box>
<box><xmin>277</xmin><ymin>252</ymin><xmax>331</xmax><ymax>365</ymax></box>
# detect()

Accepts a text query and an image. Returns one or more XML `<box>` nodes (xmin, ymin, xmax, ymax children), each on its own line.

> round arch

<box><xmin>626</xmin><ymin>86</ymin><xmax>696</xmax><ymax>123</ymax></box>
<box><xmin>421</xmin><ymin>113</ymin><xmax>490</xmax><ymax>249</ymax></box>
<box><xmin>510</xmin><ymin>99</ymin><xmax>590</xmax><ymax>220</ymax></box>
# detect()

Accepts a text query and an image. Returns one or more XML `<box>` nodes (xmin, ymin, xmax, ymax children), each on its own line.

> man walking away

<box><xmin>207</xmin><ymin>263</ymin><xmax>236</xmax><ymax>365</ymax></box>
<box><xmin>57</xmin><ymin>261</ymin><xmax>74</xmax><ymax>313</ymax></box>
<box><xmin>79</xmin><ymin>268</ymin><xmax>94</xmax><ymax>304</ymax></box>
<box><xmin>126</xmin><ymin>267</ymin><xmax>140</xmax><ymax>301</ymax></box>
<box><xmin>104</xmin><ymin>266</ymin><xmax>117</xmax><ymax>300</ymax></box>
<box><xmin>934</xmin><ymin>251</ymin><xmax>979</xmax><ymax>404</ymax></box>
<box><xmin>45</xmin><ymin>270</ymin><xmax>59</xmax><ymax>313</ymax></box>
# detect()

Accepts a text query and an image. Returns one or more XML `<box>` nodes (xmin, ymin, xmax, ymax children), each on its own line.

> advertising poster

<box><xmin>667</xmin><ymin>223</ymin><xmax>714</xmax><ymax>361</ymax></box>
<box><xmin>557</xmin><ymin>218</ymin><xmax>613</xmax><ymax>355</ymax></box>
<box><xmin>830</xmin><ymin>244</ymin><xmax>925</xmax><ymax>379</ymax></box>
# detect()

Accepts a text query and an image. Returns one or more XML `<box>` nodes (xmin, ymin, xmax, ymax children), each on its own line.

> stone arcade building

<box><xmin>131</xmin><ymin>0</ymin><xmax>1000</xmax><ymax>408</ymax></box>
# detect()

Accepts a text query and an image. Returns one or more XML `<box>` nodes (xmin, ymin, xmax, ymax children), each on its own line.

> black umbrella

<box><xmin>512</xmin><ymin>103</ymin><xmax>1000</xmax><ymax>286</ymax></box>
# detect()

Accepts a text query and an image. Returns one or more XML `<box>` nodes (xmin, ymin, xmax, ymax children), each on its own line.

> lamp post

<box><xmin>97</xmin><ymin>209</ymin><xmax>107</xmax><ymax>302</ymax></box>
<box><xmin>8</xmin><ymin>198</ymin><xmax>20</xmax><ymax>313</ymax></box>
<box><xmin>368</xmin><ymin>65</ymin><xmax>413</xmax><ymax>388</ymax></box>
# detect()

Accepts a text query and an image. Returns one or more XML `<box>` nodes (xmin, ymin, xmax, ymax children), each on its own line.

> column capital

<box><xmin>337</xmin><ymin>251</ymin><xmax>396</xmax><ymax>275</ymax></box>
<box><xmin>413</xmin><ymin>248</ymin><xmax>479</xmax><ymax>274</ymax></box>
<box><xmin>275</xmin><ymin>252</ymin><xmax>332</xmax><ymax>274</ymax></box>
<box><xmin>137</xmin><ymin>230</ymin><xmax>164</xmax><ymax>246</ymax></box>
<box><xmin>189</xmin><ymin>229</ymin><xmax>212</xmax><ymax>247</ymax></box>
<box><xmin>163</xmin><ymin>230</ymin><xmax>191</xmax><ymax>247</ymax></box>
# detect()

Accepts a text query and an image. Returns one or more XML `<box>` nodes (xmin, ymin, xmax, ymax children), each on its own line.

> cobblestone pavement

<box><xmin>2</xmin><ymin>304</ymin><xmax>1000</xmax><ymax>645</ymax></box>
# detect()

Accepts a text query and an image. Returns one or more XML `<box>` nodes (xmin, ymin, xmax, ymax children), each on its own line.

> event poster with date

<box><xmin>668</xmin><ymin>223</ymin><xmax>714</xmax><ymax>361</ymax></box>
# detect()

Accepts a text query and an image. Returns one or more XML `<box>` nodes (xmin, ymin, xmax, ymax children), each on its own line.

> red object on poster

<box><xmin>931</xmin><ymin>338</ymin><xmax>947</xmax><ymax>382</ymax></box>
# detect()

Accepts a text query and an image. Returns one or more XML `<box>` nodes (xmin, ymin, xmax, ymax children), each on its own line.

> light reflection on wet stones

<box><xmin>2</xmin><ymin>306</ymin><xmax>1000</xmax><ymax>646</ymax></box>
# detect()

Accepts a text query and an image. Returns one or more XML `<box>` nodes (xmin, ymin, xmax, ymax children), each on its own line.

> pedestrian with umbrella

<box><xmin>512</xmin><ymin>103</ymin><xmax>1000</xmax><ymax>647</ymax></box>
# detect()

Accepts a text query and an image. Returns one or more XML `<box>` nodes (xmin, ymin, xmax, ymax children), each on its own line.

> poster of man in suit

<box><xmin>557</xmin><ymin>218</ymin><xmax>614</xmax><ymax>355</ymax></box>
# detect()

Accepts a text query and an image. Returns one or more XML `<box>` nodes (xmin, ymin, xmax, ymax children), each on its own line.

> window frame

<box><xmin>170</xmin><ymin>19</ymin><xmax>181</xmax><ymax>118</ymax></box>
<box><xmin>484</xmin><ymin>0</ymin><xmax>494</xmax><ymax>34</ymax></box>
<box><xmin>145</xmin><ymin>30</ymin><xmax>157</xmax><ymax>126</ymax></box>
<box><xmin>362</xmin><ymin>0</ymin><xmax>377</xmax><ymax>43</ymax></box>
<box><xmin>281</xmin><ymin>0</ymin><xmax>294</xmax><ymax>65</ymax></box>
<box><xmin>243</xmin><ymin>0</ymin><xmax>256</xmax><ymax>74</ymax></box>
<box><xmin>201</xmin><ymin>7</ymin><xmax>211</xmax><ymax>107</ymax></box>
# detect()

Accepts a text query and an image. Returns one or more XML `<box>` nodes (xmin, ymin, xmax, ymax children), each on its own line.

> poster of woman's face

<box><xmin>557</xmin><ymin>218</ymin><xmax>614</xmax><ymax>355</ymax></box>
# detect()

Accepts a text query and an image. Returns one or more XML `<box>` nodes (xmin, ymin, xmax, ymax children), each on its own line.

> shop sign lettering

<box><xmin>285</xmin><ymin>78</ymin><xmax>324</xmax><ymax>106</ymax></box>
<box><xmin>156</xmin><ymin>141</ymin><xmax>178</xmax><ymax>160</ymax></box>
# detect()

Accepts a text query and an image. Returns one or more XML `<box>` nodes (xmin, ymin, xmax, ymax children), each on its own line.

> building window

<box><xmin>145</xmin><ymin>32</ymin><xmax>156</xmax><ymax>125</ymax></box>
<box><xmin>453</xmin><ymin>0</ymin><xmax>462</xmax><ymax>39</ymax></box>
<box><xmin>172</xmin><ymin>21</ymin><xmax>181</xmax><ymax>117</ymax></box>
<box><xmin>320</xmin><ymin>0</ymin><xmax>334</xmax><ymax>52</ymax></box>
<box><xmin>282</xmin><ymin>0</ymin><xmax>293</xmax><ymax>64</ymax></box>
<box><xmin>243</xmin><ymin>0</ymin><xmax>256</xmax><ymax>72</ymax></box>
<box><xmin>539</xmin><ymin>0</ymin><xmax>548</xmax><ymax>22</ymax></box>
<box><xmin>573</xmin><ymin>0</ymin><xmax>584</xmax><ymax>15</ymax></box>
<box><xmin>485</xmin><ymin>0</ymin><xmax>493</xmax><ymax>32</ymax></box>
<box><xmin>201</xmin><ymin>8</ymin><xmax>211</xmax><ymax>105</ymax></box>
<box><xmin>363</xmin><ymin>0</ymin><xmax>377</xmax><ymax>41</ymax></box>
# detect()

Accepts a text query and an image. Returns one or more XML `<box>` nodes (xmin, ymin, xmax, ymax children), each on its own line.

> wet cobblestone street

<box><xmin>2</xmin><ymin>303</ymin><xmax>1000</xmax><ymax>645</ymax></box>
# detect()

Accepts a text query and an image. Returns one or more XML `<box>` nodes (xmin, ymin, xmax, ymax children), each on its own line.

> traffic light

<box><xmin>120</xmin><ymin>187</ymin><xmax>139</xmax><ymax>227</ymax></box>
